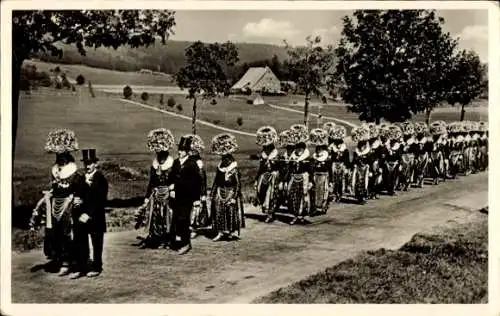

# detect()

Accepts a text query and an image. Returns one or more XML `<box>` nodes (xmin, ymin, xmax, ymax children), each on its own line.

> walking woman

<box><xmin>428</xmin><ymin>121</ymin><xmax>447</xmax><ymax>184</ymax></box>
<box><xmin>384</xmin><ymin>124</ymin><xmax>403</xmax><ymax>195</ymax></box>
<box><xmin>328</xmin><ymin>125</ymin><xmax>350</xmax><ymax>202</ymax></box>
<box><xmin>287</xmin><ymin>124</ymin><xmax>313</xmax><ymax>224</ymax></box>
<box><xmin>477</xmin><ymin>121</ymin><xmax>488</xmax><ymax>171</ymax></box>
<box><xmin>254</xmin><ymin>126</ymin><xmax>280</xmax><ymax>223</ymax></box>
<box><xmin>184</xmin><ymin>134</ymin><xmax>209</xmax><ymax>239</ymax></box>
<box><xmin>135</xmin><ymin>128</ymin><xmax>176</xmax><ymax>249</ymax></box>
<box><xmin>413</xmin><ymin>122</ymin><xmax>429</xmax><ymax>188</ymax></box>
<box><xmin>366</xmin><ymin>123</ymin><xmax>383</xmax><ymax>199</ymax></box>
<box><xmin>446</xmin><ymin>122</ymin><xmax>464</xmax><ymax>179</ymax></box>
<box><xmin>350</xmin><ymin>126</ymin><xmax>371</xmax><ymax>204</ymax></box>
<box><xmin>276</xmin><ymin>129</ymin><xmax>294</xmax><ymax>211</ymax></box>
<box><xmin>210</xmin><ymin>133</ymin><xmax>245</xmax><ymax>241</ymax></box>
<box><xmin>30</xmin><ymin>129</ymin><xmax>85</xmax><ymax>276</ymax></box>
<box><xmin>398</xmin><ymin>121</ymin><xmax>415</xmax><ymax>191</ymax></box>
<box><xmin>309</xmin><ymin>128</ymin><xmax>332</xmax><ymax>214</ymax></box>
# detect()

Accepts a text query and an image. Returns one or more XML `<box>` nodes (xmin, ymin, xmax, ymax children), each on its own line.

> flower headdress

<box><xmin>309</xmin><ymin>128</ymin><xmax>329</xmax><ymax>146</ymax></box>
<box><xmin>147</xmin><ymin>128</ymin><xmax>175</xmax><ymax>153</ymax></box>
<box><xmin>256</xmin><ymin>126</ymin><xmax>278</xmax><ymax>147</ymax></box>
<box><xmin>329</xmin><ymin>125</ymin><xmax>347</xmax><ymax>140</ymax></box>
<box><xmin>44</xmin><ymin>129</ymin><xmax>79</xmax><ymax>154</ymax></box>
<box><xmin>211</xmin><ymin>133</ymin><xmax>239</xmax><ymax>155</ymax></box>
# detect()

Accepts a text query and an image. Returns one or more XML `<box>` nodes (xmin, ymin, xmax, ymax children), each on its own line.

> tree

<box><xmin>12</xmin><ymin>10</ymin><xmax>176</xmax><ymax>158</ymax></box>
<box><xmin>176</xmin><ymin>41</ymin><xmax>239</xmax><ymax>134</ymax></box>
<box><xmin>285</xmin><ymin>36</ymin><xmax>335</xmax><ymax>128</ymax></box>
<box><xmin>123</xmin><ymin>85</ymin><xmax>133</xmax><ymax>99</ymax></box>
<box><xmin>332</xmin><ymin>10</ymin><xmax>457</xmax><ymax>124</ymax></box>
<box><xmin>446</xmin><ymin>49</ymin><xmax>487</xmax><ymax>121</ymax></box>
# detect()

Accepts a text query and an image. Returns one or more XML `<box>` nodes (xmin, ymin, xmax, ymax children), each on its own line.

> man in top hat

<box><xmin>70</xmin><ymin>149</ymin><xmax>108</xmax><ymax>279</ymax></box>
<box><xmin>169</xmin><ymin>136</ymin><xmax>204</xmax><ymax>255</ymax></box>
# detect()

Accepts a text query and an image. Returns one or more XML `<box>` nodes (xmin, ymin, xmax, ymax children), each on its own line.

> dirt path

<box><xmin>11</xmin><ymin>173</ymin><xmax>487</xmax><ymax>303</ymax></box>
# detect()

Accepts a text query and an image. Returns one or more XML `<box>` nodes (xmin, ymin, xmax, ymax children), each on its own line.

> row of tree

<box><xmin>12</xmin><ymin>9</ymin><xmax>487</xmax><ymax>158</ymax></box>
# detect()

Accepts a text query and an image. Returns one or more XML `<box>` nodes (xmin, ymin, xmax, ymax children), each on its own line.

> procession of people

<box><xmin>29</xmin><ymin>119</ymin><xmax>488</xmax><ymax>271</ymax></box>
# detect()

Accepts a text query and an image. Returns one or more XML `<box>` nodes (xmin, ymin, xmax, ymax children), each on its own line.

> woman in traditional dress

<box><xmin>470</xmin><ymin>122</ymin><xmax>482</xmax><ymax>173</ymax></box>
<box><xmin>287</xmin><ymin>124</ymin><xmax>313</xmax><ymax>224</ymax></box>
<box><xmin>477</xmin><ymin>121</ymin><xmax>488</xmax><ymax>171</ymax></box>
<box><xmin>328</xmin><ymin>125</ymin><xmax>350</xmax><ymax>202</ymax></box>
<box><xmin>350</xmin><ymin>126</ymin><xmax>371</xmax><ymax>204</ymax></box>
<box><xmin>428</xmin><ymin>121</ymin><xmax>447</xmax><ymax>185</ymax></box>
<box><xmin>210</xmin><ymin>133</ymin><xmax>245</xmax><ymax>241</ymax></box>
<box><xmin>446</xmin><ymin>122</ymin><xmax>464</xmax><ymax>179</ymax></box>
<box><xmin>183</xmin><ymin>134</ymin><xmax>209</xmax><ymax>239</ymax></box>
<box><xmin>365</xmin><ymin>123</ymin><xmax>383</xmax><ymax>199</ymax></box>
<box><xmin>276</xmin><ymin>130</ymin><xmax>294</xmax><ymax>211</ymax></box>
<box><xmin>460</xmin><ymin>121</ymin><xmax>473</xmax><ymax>175</ymax></box>
<box><xmin>135</xmin><ymin>128</ymin><xmax>176</xmax><ymax>249</ymax></box>
<box><xmin>30</xmin><ymin>129</ymin><xmax>85</xmax><ymax>276</ymax></box>
<box><xmin>463</xmin><ymin>121</ymin><xmax>476</xmax><ymax>175</ymax></box>
<box><xmin>309</xmin><ymin>128</ymin><xmax>332</xmax><ymax>215</ymax></box>
<box><xmin>384</xmin><ymin>125</ymin><xmax>403</xmax><ymax>195</ymax></box>
<box><xmin>397</xmin><ymin>121</ymin><xmax>415</xmax><ymax>191</ymax></box>
<box><xmin>254</xmin><ymin>126</ymin><xmax>280</xmax><ymax>223</ymax></box>
<box><xmin>412</xmin><ymin>122</ymin><xmax>430</xmax><ymax>188</ymax></box>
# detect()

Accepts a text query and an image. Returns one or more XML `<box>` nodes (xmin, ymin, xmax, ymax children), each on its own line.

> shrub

<box><xmin>141</xmin><ymin>92</ymin><xmax>149</xmax><ymax>102</ymax></box>
<box><xmin>210</xmin><ymin>99</ymin><xmax>217</xmax><ymax>105</ymax></box>
<box><xmin>76</xmin><ymin>74</ymin><xmax>85</xmax><ymax>85</ymax></box>
<box><xmin>176</xmin><ymin>104</ymin><xmax>183</xmax><ymax>112</ymax></box>
<box><xmin>123</xmin><ymin>85</ymin><xmax>133</xmax><ymax>99</ymax></box>
<box><xmin>237</xmin><ymin>117</ymin><xmax>243</xmax><ymax>126</ymax></box>
<box><xmin>54</xmin><ymin>66</ymin><xmax>61</xmax><ymax>73</ymax></box>
<box><xmin>167</xmin><ymin>96</ymin><xmax>176</xmax><ymax>108</ymax></box>
<box><xmin>213</xmin><ymin>119</ymin><xmax>221</xmax><ymax>125</ymax></box>
<box><xmin>159</xmin><ymin>94</ymin><xmax>164</xmax><ymax>105</ymax></box>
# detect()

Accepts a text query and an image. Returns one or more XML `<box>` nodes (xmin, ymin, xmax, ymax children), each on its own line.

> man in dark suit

<box><xmin>170</xmin><ymin>136</ymin><xmax>203</xmax><ymax>255</ymax></box>
<box><xmin>70</xmin><ymin>149</ymin><xmax>108</xmax><ymax>278</ymax></box>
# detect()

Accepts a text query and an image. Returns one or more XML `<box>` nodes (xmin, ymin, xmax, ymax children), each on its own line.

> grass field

<box><xmin>256</xmin><ymin>215</ymin><xmax>488</xmax><ymax>304</ymax></box>
<box><xmin>25</xmin><ymin>60</ymin><xmax>176</xmax><ymax>86</ymax></box>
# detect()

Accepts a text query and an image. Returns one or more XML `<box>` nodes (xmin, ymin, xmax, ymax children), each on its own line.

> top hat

<box><xmin>178</xmin><ymin>136</ymin><xmax>193</xmax><ymax>151</ymax></box>
<box><xmin>81</xmin><ymin>149</ymin><xmax>99</xmax><ymax>163</ymax></box>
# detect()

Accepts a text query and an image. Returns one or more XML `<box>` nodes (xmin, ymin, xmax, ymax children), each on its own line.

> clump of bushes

<box><xmin>123</xmin><ymin>85</ymin><xmax>133</xmax><ymax>99</ymax></box>
<box><xmin>76</xmin><ymin>74</ymin><xmax>85</xmax><ymax>85</ymax></box>
<box><xmin>167</xmin><ymin>96</ymin><xmax>176</xmax><ymax>108</ymax></box>
<box><xmin>210</xmin><ymin>99</ymin><xmax>217</xmax><ymax>105</ymax></box>
<box><xmin>19</xmin><ymin>64</ymin><xmax>52</xmax><ymax>90</ymax></box>
<box><xmin>176</xmin><ymin>104</ymin><xmax>183</xmax><ymax>112</ymax></box>
<box><xmin>213</xmin><ymin>119</ymin><xmax>221</xmax><ymax>125</ymax></box>
<box><xmin>237</xmin><ymin>117</ymin><xmax>243</xmax><ymax>126</ymax></box>
<box><xmin>141</xmin><ymin>92</ymin><xmax>149</xmax><ymax>102</ymax></box>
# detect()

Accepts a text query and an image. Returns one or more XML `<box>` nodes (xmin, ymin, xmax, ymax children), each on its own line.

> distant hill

<box><xmin>35</xmin><ymin>40</ymin><xmax>289</xmax><ymax>80</ymax></box>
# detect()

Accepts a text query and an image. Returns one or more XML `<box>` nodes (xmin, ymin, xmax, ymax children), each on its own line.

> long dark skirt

<box><xmin>256</xmin><ymin>171</ymin><xmax>279</xmax><ymax>215</ymax></box>
<box><xmin>142</xmin><ymin>186</ymin><xmax>172</xmax><ymax>245</ymax></box>
<box><xmin>429</xmin><ymin>151</ymin><xmax>445</xmax><ymax>182</ymax></box>
<box><xmin>351</xmin><ymin>164</ymin><xmax>370</xmax><ymax>202</ymax></box>
<box><xmin>43</xmin><ymin>197</ymin><xmax>73</xmax><ymax>266</ymax></box>
<box><xmin>312</xmin><ymin>172</ymin><xmax>329</xmax><ymax>213</ymax></box>
<box><xmin>448</xmin><ymin>150</ymin><xmax>463</xmax><ymax>178</ymax></box>
<box><xmin>287</xmin><ymin>173</ymin><xmax>310</xmax><ymax>217</ymax></box>
<box><xmin>384</xmin><ymin>161</ymin><xmax>400</xmax><ymax>194</ymax></box>
<box><xmin>399</xmin><ymin>153</ymin><xmax>414</xmax><ymax>190</ymax></box>
<box><xmin>213</xmin><ymin>187</ymin><xmax>243</xmax><ymax>235</ymax></box>
<box><xmin>331</xmin><ymin>162</ymin><xmax>346</xmax><ymax>201</ymax></box>
<box><xmin>413</xmin><ymin>153</ymin><xmax>429</xmax><ymax>186</ymax></box>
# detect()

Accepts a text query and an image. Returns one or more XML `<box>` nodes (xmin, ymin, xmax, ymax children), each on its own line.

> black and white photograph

<box><xmin>1</xmin><ymin>0</ymin><xmax>498</xmax><ymax>314</ymax></box>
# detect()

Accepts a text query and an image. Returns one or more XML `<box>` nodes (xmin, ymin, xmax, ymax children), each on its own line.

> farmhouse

<box><xmin>231</xmin><ymin>66</ymin><xmax>281</xmax><ymax>94</ymax></box>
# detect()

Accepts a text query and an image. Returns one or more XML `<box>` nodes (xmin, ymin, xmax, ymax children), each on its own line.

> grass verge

<box><xmin>255</xmin><ymin>215</ymin><xmax>488</xmax><ymax>304</ymax></box>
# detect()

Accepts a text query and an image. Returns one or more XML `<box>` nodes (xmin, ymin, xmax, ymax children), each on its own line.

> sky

<box><xmin>169</xmin><ymin>10</ymin><xmax>488</xmax><ymax>62</ymax></box>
